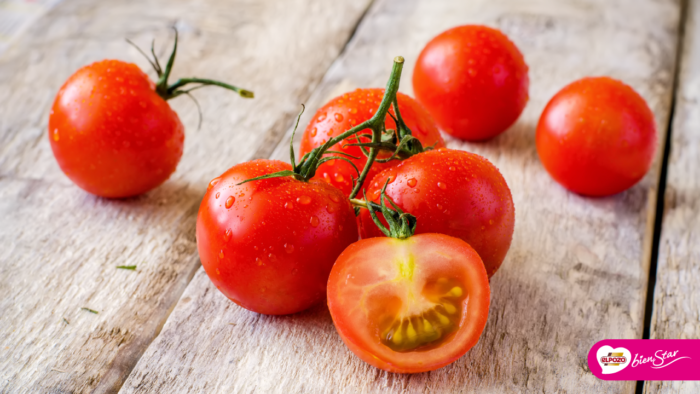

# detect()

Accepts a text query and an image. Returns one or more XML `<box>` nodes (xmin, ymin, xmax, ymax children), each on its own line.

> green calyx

<box><xmin>127</xmin><ymin>28</ymin><xmax>253</xmax><ymax>127</ymax></box>
<box><xmin>350</xmin><ymin>179</ymin><xmax>416</xmax><ymax>239</ymax></box>
<box><xmin>239</xmin><ymin>56</ymin><xmax>409</xmax><ymax>196</ymax></box>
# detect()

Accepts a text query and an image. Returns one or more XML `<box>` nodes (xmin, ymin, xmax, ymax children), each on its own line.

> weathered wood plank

<box><xmin>121</xmin><ymin>0</ymin><xmax>681</xmax><ymax>393</ymax></box>
<box><xmin>646</xmin><ymin>0</ymin><xmax>700</xmax><ymax>392</ymax></box>
<box><xmin>0</xmin><ymin>0</ymin><xmax>372</xmax><ymax>392</ymax></box>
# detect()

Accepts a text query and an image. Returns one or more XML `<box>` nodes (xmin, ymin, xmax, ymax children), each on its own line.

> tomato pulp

<box><xmin>197</xmin><ymin>160</ymin><xmax>359</xmax><ymax>315</ymax></box>
<box><xmin>359</xmin><ymin>149</ymin><xmax>514</xmax><ymax>277</ymax></box>
<box><xmin>300</xmin><ymin>89</ymin><xmax>444</xmax><ymax>196</ymax></box>
<box><xmin>327</xmin><ymin>234</ymin><xmax>490</xmax><ymax>373</ymax></box>
<box><xmin>49</xmin><ymin>60</ymin><xmax>185</xmax><ymax>198</ymax></box>
<box><xmin>536</xmin><ymin>77</ymin><xmax>657</xmax><ymax>196</ymax></box>
<box><xmin>413</xmin><ymin>25</ymin><xmax>529</xmax><ymax>141</ymax></box>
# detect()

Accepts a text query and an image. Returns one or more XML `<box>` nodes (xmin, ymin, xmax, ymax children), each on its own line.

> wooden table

<box><xmin>0</xmin><ymin>0</ymin><xmax>696</xmax><ymax>392</ymax></box>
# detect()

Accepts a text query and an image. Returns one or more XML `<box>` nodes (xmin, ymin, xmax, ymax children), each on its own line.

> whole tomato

<box><xmin>413</xmin><ymin>25</ymin><xmax>529</xmax><ymax>141</ymax></box>
<box><xmin>328</xmin><ymin>233</ymin><xmax>490</xmax><ymax>373</ymax></box>
<box><xmin>196</xmin><ymin>159</ymin><xmax>359</xmax><ymax>315</ymax></box>
<box><xmin>49</xmin><ymin>60</ymin><xmax>185</xmax><ymax>198</ymax></box>
<box><xmin>359</xmin><ymin>149</ymin><xmax>514</xmax><ymax>277</ymax></box>
<box><xmin>300</xmin><ymin>89</ymin><xmax>444</xmax><ymax>196</ymax></box>
<box><xmin>536</xmin><ymin>77</ymin><xmax>656</xmax><ymax>196</ymax></box>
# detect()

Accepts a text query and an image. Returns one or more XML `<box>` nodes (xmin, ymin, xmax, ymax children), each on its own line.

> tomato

<box><xmin>327</xmin><ymin>234</ymin><xmax>490</xmax><ymax>373</ymax></box>
<box><xmin>300</xmin><ymin>89</ymin><xmax>444</xmax><ymax>196</ymax></box>
<box><xmin>413</xmin><ymin>25</ymin><xmax>529</xmax><ymax>141</ymax></box>
<box><xmin>49</xmin><ymin>60</ymin><xmax>185</xmax><ymax>198</ymax></box>
<box><xmin>196</xmin><ymin>159</ymin><xmax>358</xmax><ymax>315</ymax></box>
<box><xmin>536</xmin><ymin>77</ymin><xmax>657</xmax><ymax>196</ymax></box>
<box><xmin>358</xmin><ymin>149</ymin><xmax>514</xmax><ymax>277</ymax></box>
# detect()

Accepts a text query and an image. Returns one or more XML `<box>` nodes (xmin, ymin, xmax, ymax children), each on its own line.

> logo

<box><xmin>596</xmin><ymin>346</ymin><xmax>631</xmax><ymax>374</ymax></box>
<box><xmin>588</xmin><ymin>340</ymin><xmax>700</xmax><ymax>381</ymax></box>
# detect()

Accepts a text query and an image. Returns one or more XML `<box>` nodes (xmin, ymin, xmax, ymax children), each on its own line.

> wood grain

<box><xmin>0</xmin><ymin>0</ymin><xmax>372</xmax><ymax>392</ymax></box>
<box><xmin>121</xmin><ymin>0</ymin><xmax>681</xmax><ymax>393</ymax></box>
<box><xmin>646</xmin><ymin>0</ymin><xmax>700</xmax><ymax>392</ymax></box>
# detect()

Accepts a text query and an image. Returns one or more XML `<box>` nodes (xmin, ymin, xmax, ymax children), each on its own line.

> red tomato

<box><xmin>196</xmin><ymin>159</ymin><xmax>358</xmax><ymax>315</ymax></box>
<box><xmin>413</xmin><ymin>25</ymin><xmax>529</xmax><ymax>141</ymax></box>
<box><xmin>327</xmin><ymin>234</ymin><xmax>490</xmax><ymax>373</ymax></box>
<box><xmin>536</xmin><ymin>77</ymin><xmax>657</xmax><ymax>196</ymax></box>
<box><xmin>300</xmin><ymin>89</ymin><xmax>444</xmax><ymax>196</ymax></box>
<box><xmin>358</xmin><ymin>149</ymin><xmax>514</xmax><ymax>277</ymax></box>
<box><xmin>49</xmin><ymin>60</ymin><xmax>185</xmax><ymax>198</ymax></box>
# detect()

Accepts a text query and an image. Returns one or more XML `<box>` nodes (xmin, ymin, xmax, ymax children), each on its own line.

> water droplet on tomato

<box><xmin>256</xmin><ymin>258</ymin><xmax>263</xmax><ymax>266</ymax></box>
<box><xmin>317</xmin><ymin>113</ymin><xmax>327</xmax><ymax>122</ymax></box>
<box><xmin>330</xmin><ymin>195</ymin><xmax>340</xmax><ymax>203</ymax></box>
<box><xmin>219</xmin><ymin>250</ymin><xmax>225</xmax><ymax>259</ymax></box>
<box><xmin>225</xmin><ymin>196</ymin><xmax>235</xmax><ymax>208</ymax></box>
<box><xmin>285</xmin><ymin>243</ymin><xmax>295</xmax><ymax>253</ymax></box>
<box><xmin>310</xmin><ymin>216</ymin><xmax>320</xmax><ymax>227</ymax></box>
<box><xmin>268</xmin><ymin>253</ymin><xmax>277</xmax><ymax>262</ymax></box>
<box><xmin>468</xmin><ymin>68</ymin><xmax>477</xmax><ymax>77</ymax></box>
<box><xmin>436</xmin><ymin>203</ymin><xmax>443</xmax><ymax>210</ymax></box>
<box><xmin>285</xmin><ymin>201</ymin><xmax>294</xmax><ymax>210</ymax></box>
<box><xmin>297</xmin><ymin>196</ymin><xmax>311</xmax><ymax>205</ymax></box>
<box><xmin>334</xmin><ymin>113</ymin><xmax>344</xmax><ymax>122</ymax></box>
<box><xmin>310</xmin><ymin>127</ymin><xmax>317</xmax><ymax>137</ymax></box>
<box><xmin>224</xmin><ymin>228</ymin><xmax>232</xmax><ymax>241</ymax></box>
<box><xmin>326</xmin><ymin>205</ymin><xmax>336</xmax><ymax>213</ymax></box>
<box><xmin>215</xmin><ymin>192</ymin><xmax>220</xmax><ymax>199</ymax></box>
<box><xmin>335</xmin><ymin>173</ymin><xmax>344</xmax><ymax>183</ymax></box>
<box><xmin>52</xmin><ymin>129</ymin><xmax>59</xmax><ymax>141</ymax></box>
<box><xmin>216</xmin><ymin>268</ymin><xmax>220</xmax><ymax>275</ymax></box>
<box><xmin>208</xmin><ymin>178</ymin><xmax>220</xmax><ymax>190</ymax></box>
<box><xmin>350</xmin><ymin>108</ymin><xmax>357</xmax><ymax>114</ymax></box>
<box><xmin>407</xmin><ymin>178</ymin><xmax>417</xmax><ymax>188</ymax></box>
<box><xmin>449</xmin><ymin>166</ymin><xmax>455</xmax><ymax>171</ymax></box>
<box><xmin>437</xmin><ymin>181</ymin><xmax>447</xmax><ymax>190</ymax></box>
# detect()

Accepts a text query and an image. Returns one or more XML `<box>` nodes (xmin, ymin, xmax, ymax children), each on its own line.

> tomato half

<box><xmin>358</xmin><ymin>149</ymin><xmax>514</xmax><ymax>277</ymax></box>
<box><xmin>536</xmin><ymin>77</ymin><xmax>657</xmax><ymax>196</ymax></box>
<box><xmin>413</xmin><ymin>25</ymin><xmax>529</xmax><ymax>141</ymax></box>
<box><xmin>49</xmin><ymin>60</ymin><xmax>185</xmax><ymax>198</ymax></box>
<box><xmin>327</xmin><ymin>234</ymin><xmax>490</xmax><ymax>373</ymax></box>
<box><xmin>300</xmin><ymin>89</ymin><xmax>444</xmax><ymax>196</ymax></box>
<box><xmin>197</xmin><ymin>160</ymin><xmax>359</xmax><ymax>315</ymax></box>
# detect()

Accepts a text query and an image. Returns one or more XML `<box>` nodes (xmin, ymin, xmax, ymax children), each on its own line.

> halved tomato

<box><xmin>327</xmin><ymin>234</ymin><xmax>490</xmax><ymax>373</ymax></box>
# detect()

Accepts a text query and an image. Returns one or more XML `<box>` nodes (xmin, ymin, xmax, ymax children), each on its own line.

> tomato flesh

<box><xmin>197</xmin><ymin>160</ymin><xmax>359</xmax><ymax>315</ymax></box>
<box><xmin>300</xmin><ymin>89</ymin><xmax>444</xmax><ymax>196</ymax></box>
<box><xmin>327</xmin><ymin>234</ymin><xmax>490</xmax><ymax>373</ymax></box>
<box><xmin>49</xmin><ymin>60</ymin><xmax>184</xmax><ymax>198</ymax></box>
<box><xmin>536</xmin><ymin>77</ymin><xmax>657</xmax><ymax>196</ymax></box>
<box><xmin>359</xmin><ymin>149</ymin><xmax>514</xmax><ymax>277</ymax></box>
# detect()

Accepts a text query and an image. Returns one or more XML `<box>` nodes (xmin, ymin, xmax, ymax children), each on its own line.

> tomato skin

<box><xmin>413</xmin><ymin>25</ymin><xmax>529</xmax><ymax>141</ymax></box>
<box><xmin>196</xmin><ymin>160</ymin><xmax>358</xmax><ymax>315</ymax></box>
<box><xmin>359</xmin><ymin>149</ymin><xmax>514</xmax><ymax>277</ymax></box>
<box><xmin>536</xmin><ymin>77</ymin><xmax>656</xmax><ymax>196</ymax></box>
<box><xmin>300</xmin><ymin>89</ymin><xmax>444</xmax><ymax>196</ymax></box>
<box><xmin>48</xmin><ymin>60</ymin><xmax>185</xmax><ymax>198</ymax></box>
<box><xmin>327</xmin><ymin>234</ymin><xmax>490</xmax><ymax>373</ymax></box>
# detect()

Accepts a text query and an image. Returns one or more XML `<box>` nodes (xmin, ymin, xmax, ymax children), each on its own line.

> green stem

<box><xmin>129</xmin><ymin>28</ymin><xmax>254</xmax><ymax>102</ymax></box>
<box><xmin>166</xmin><ymin>78</ymin><xmax>254</xmax><ymax>99</ymax></box>
<box><xmin>238</xmin><ymin>56</ymin><xmax>408</xmax><ymax>199</ymax></box>
<box><xmin>299</xmin><ymin>56</ymin><xmax>405</xmax><ymax>198</ymax></box>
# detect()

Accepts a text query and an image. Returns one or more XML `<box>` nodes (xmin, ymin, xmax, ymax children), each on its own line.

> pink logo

<box><xmin>588</xmin><ymin>340</ymin><xmax>700</xmax><ymax>380</ymax></box>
